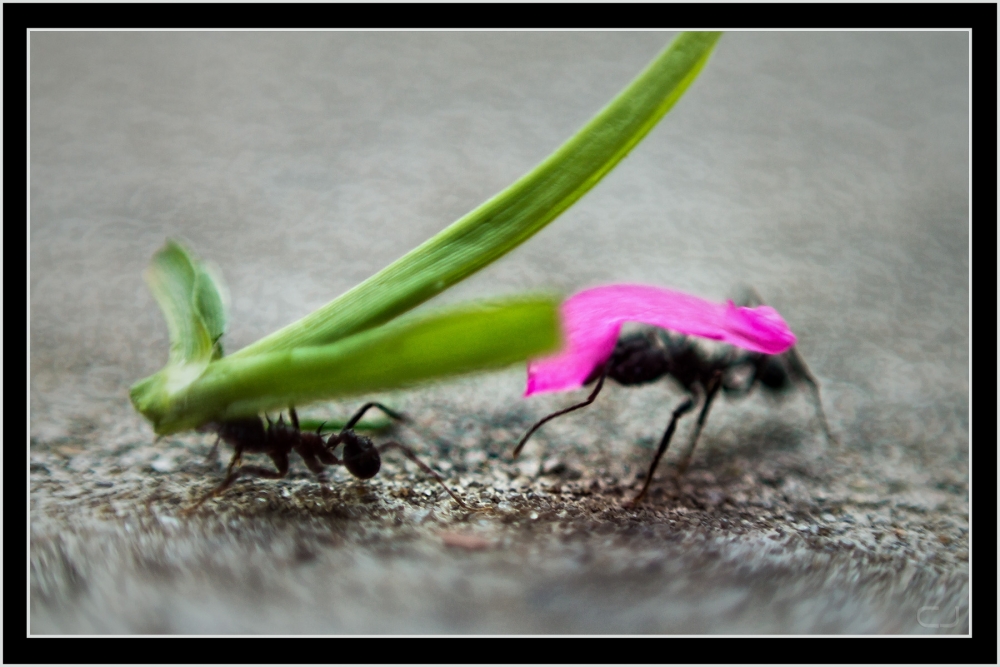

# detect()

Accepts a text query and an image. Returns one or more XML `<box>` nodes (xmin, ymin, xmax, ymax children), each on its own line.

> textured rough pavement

<box><xmin>30</xmin><ymin>31</ymin><xmax>969</xmax><ymax>634</ymax></box>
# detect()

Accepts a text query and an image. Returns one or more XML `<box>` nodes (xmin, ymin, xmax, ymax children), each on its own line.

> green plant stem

<box><xmin>230</xmin><ymin>32</ymin><xmax>722</xmax><ymax>360</ymax></box>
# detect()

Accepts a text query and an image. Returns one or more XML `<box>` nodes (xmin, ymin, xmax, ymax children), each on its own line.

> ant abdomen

<box><xmin>605</xmin><ymin>331</ymin><xmax>672</xmax><ymax>385</ymax></box>
<box><xmin>211</xmin><ymin>416</ymin><xmax>268</xmax><ymax>452</ymax></box>
<box><xmin>338</xmin><ymin>431</ymin><xmax>381</xmax><ymax>480</ymax></box>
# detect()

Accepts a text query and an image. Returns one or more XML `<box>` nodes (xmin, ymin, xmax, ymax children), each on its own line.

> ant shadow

<box><xmin>690</xmin><ymin>418</ymin><xmax>808</xmax><ymax>470</ymax></box>
<box><xmin>623</xmin><ymin>416</ymin><xmax>820</xmax><ymax>505</ymax></box>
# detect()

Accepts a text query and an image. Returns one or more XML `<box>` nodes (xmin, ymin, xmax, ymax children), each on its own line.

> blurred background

<box><xmin>30</xmin><ymin>31</ymin><xmax>968</xmax><ymax>634</ymax></box>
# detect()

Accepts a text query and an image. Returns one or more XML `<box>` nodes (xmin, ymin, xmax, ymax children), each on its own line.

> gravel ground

<box><xmin>30</xmin><ymin>31</ymin><xmax>969</xmax><ymax>635</ymax></box>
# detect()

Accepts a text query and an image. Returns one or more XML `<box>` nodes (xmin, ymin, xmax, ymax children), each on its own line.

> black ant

<box><xmin>513</xmin><ymin>288</ymin><xmax>833</xmax><ymax>505</ymax></box>
<box><xmin>186</xmin><ymin>403</ymin><xmax>475</xmax><ymax>512</ymax></box>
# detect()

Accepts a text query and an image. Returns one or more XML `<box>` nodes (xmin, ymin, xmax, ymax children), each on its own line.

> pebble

<box><xmin>542</xmin><ymin>458</ymin><xmax>566</xmax><ymax>475</ymax></box>
<box><xmin>150</xmin><ymin>457</ymin><xmax>177</xmax><ymax>473</ymax></box>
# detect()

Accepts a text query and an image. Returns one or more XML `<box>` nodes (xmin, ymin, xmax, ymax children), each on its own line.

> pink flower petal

<box><xmin>525</xmin><ymin>284</ymin><xmax>797</xmax><ymax>396</ymax></box>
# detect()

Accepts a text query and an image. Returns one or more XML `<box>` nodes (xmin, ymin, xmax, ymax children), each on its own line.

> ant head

<box><xmin>758</xmin><ymin>356</ymin><xmax>791</xmax><ymax>391</ymax></box>
<box><xmin>341</xmin><ymin>432</ymin><xmax>381</xmax><ymax>479</ymax></box>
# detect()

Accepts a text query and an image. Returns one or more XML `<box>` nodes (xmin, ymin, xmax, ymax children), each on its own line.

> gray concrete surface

<box><xmin>30</xmin><ymin>31</ymin><xmax>969</xmax><ymax>634</ymax></box>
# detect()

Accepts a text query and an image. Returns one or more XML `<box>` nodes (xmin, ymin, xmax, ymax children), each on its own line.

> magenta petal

<box><xmin>525</xmin><ymin>284</ymin><xmax>797</xmax><ymax>396</ymax></box>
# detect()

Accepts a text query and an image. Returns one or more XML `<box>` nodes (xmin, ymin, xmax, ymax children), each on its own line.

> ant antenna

<box><xmin>376</xmin><ymin>441</ymin><xmax>482</xmax><ymax>512</ymax></box>
<box><xmin>737</xmin><ymin>284</ymin><xmax>836</xmax><ymax>446</ymax></box>
<box><xmin>784</xmin><ymin>345</ymin><xmax>836</xmax><ymax>446</ymax></box>
<box><xmin>327</xmin><ymin>402</ymin><xmax>478</xmax><ymax>510</ymax></box>
<box><xmin>513</xmin><ymin>361</ymin><xmax>609</xmax><ymax>459</ymax></box>
<box><xmin>342</xmin><ymin>402</ymin><xmax>407</xmax><ymax>433</ymax></box>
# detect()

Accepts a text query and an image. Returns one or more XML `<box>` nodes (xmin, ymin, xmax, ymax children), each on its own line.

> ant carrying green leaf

<box><xmin>187</xmin><ymin>404</ymin><xmax>477</xmax><ymax>513</ymax></box>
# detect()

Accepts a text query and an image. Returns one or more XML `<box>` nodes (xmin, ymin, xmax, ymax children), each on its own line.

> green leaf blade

<box><xmin>194</xmin><ymin>261</ymin><xmax>228</xmax><ymax>358</ymax></box>
<box><xmin>230</xmin><ymin>31</ymin><xmax>722</xmax><ymax>360</ymax></box>
<box><xmin>143</xmin><ymin>240</ymin><xmax>216</xmax><ymax>366</ymax></box>
<box><xmin>131</xmin><ymin>240</ymin><xmax>230</xmax><ymax>420</ymax></box>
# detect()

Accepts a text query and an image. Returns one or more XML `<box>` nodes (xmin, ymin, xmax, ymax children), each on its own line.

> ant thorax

<box><xmin>681</xmin><ymin>335</ymin><xmax>751</xmax><ymax>374</ymax></box>
<box><xmin>674</xmin><ymin>334</ymin><xmax>734</xmax><ymax>361</ymax></box>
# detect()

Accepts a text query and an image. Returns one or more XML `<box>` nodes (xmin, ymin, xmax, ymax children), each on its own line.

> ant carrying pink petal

<box><xmin>525</xmin><ymin>284</ymin><xmax>797</xmax><ymax>397</ymax></box>
<box><xmin>516</xmin><ymin>284</ymin><xmax>830</xmax><ymax>505</ymax></box>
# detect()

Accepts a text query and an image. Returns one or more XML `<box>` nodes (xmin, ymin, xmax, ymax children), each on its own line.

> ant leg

<box><xmin>232</xmin><ymin>451</ymin><xmax>290</xmax><ymax>483</ymax></box>
<box><xmin>327</xmin><ymin>403</ymin><xmax>400</xmax><ymax>449</ymax></box>
<box><xmin>676</xmin><ymin>373</ymin><xmax>723</xmax><ymax>474</ymax></box>
<box><xmin>292</xmin><ymin>427</ymin><xmax>340</xmax><ymax>474</ymax></box>
<box><xmin>287</xmin><ymin>406</ymin><xmax>334</xmax><ymax>439</ymax></box>
<box><xmin>630</xmin><ymin>397</ymin><xmax>695</xmax><ymax>505</ymax></box>
<box><xmin>295</xmin><ymin>445</ymin><xmax>330</xmax><ymax>482</ymax></box>
<box><xmin>185</xmin><ymin>447</ymin><xmax>283</xmax><ymax>513</ymax></box>
<box><xmin>342</xmin><ymin>402</ymin><xmax>407</xmax><ymax>433</ymax></box>
<box><xmin>205</xmin><ymin>435</ymin><xmax>220</xmax><ymax>464</ymax></box>
<box><xmin>783</xmin><ymin>345</ymin><xmax>836</xmax><ymax>446</ymax></box>
<box><xmin>513</xmin><ymin>362</ymin><xmax>609</xmax><ymax>459</ymax></box>
<box><xmin>314</xmin><ymin>442</ymin><xmax>339</xmax><ymax>466</ymax></box>
<box><xmin>377</xmin><ymin>441</ymin><xmax>479</xmax><ymax>511</ymax></box>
